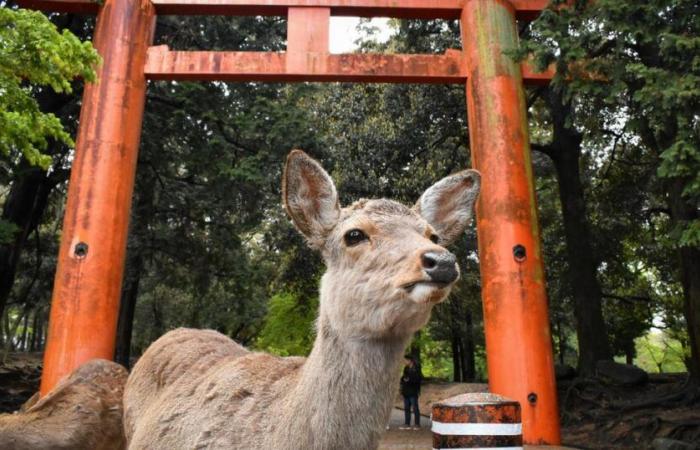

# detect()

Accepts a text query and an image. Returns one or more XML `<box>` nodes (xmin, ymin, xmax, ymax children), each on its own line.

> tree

<box><xmin>4</xmin><ymin>5</ymin><xmax>691</xmax><ymax>396</ymax></box>
<box><xmin>120</xmin><ymin>15</ymin><xmax>324</xmax><ymax>361</ymax></box>
<box><xmin>0</xmin><ymin>7</ymin><xmax>98</xmax><ymax>167</ymax></box>
<box><xmin>529</xmin><ymin>87</ymin><xmax>614</xmax><ymax>373</ymax></box>
<box><xmin>0</xmin><ymin>7</ymin><xmax>97</xmax><ymax>323</ymax></box>
<box><xmin>523</xmin><ymin>0</ymin><xmax>700</xmax><ymax>382</ymax></box>
<box><xmin>255</xmin><ymin>292</ymin><xmax>318</xmax><ymax>356</ymax></box>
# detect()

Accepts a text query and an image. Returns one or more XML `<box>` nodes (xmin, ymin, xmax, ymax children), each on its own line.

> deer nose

<box><xmin>421</xmin><ymin>251</ymin><xmax>458</xmax><ymax>285</ymax></box>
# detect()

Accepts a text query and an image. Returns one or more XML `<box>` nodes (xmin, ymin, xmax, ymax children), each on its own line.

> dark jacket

<box><xmin>400</xmin><ymin>364</ymin><xmax>422</xmax><ymax>397</ymax></box>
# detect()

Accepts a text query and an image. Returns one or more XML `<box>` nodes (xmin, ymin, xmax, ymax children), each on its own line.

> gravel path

<box><xmin>378</xmin><ymin>408</ymin><xmax>432</xmax><ymax>449</ymax></box>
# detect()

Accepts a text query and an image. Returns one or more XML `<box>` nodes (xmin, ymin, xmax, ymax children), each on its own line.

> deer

<box><xmin>0</xmin><ymin>359</ymin><xmax>128</xmax><ymax>450</ymax></box>
<box><xmin>122</xmin><ymin>150</ymin><xmax>480</xmax><ymax>449</ymax></box>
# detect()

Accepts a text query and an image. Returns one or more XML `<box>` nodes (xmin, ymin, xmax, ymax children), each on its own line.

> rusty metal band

<box><xmin>432</xmin><ymin>432</ymin><xmax>523</xmax><ymax>448</ymax></box>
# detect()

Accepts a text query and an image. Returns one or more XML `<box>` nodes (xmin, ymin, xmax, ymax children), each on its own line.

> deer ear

<box><xmin>283</xmin><ymin>150</ymin><xmax>340</xmax><ymax>248</ymax></box>
<box><xmin>414</xmin><ymin>169</ymin><xmax>480</xmax><ymax>246</ymax></box>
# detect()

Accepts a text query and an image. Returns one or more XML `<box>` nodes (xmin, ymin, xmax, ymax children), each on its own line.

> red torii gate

<box><xmin>20</xmin><ymin>0</ymin><xmax>560</xmax><ymax>444</ymax></box>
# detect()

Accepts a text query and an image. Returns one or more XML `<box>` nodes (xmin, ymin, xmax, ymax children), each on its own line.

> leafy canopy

<box><xmin>0</xmin><ymin>8</ymin><xmax>100</xmax><ymax>168</ymax></box>
<box><xmin>255</xmin><ymin>292</ymin><xmax>318</xmax><ymax>357</ymax></box>
<box><xmin>521</xmin><ymin>0</ymin><xmax>700</xmax><ymax>246</ymax></box>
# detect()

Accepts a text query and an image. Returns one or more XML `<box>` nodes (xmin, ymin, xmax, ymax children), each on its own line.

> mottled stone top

<box><xmin>434</xmin><ymin>392</ymin><xmax>518</xmax><ymax>407</ymax></box>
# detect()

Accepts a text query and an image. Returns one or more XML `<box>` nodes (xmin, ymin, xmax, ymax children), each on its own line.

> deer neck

<box><xmin>280</xmin><ymin>317</ymin><xmax>410</xmax><ymax>449</ymax></box>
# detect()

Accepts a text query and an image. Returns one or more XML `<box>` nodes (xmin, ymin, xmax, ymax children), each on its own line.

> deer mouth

<box><xmin>401</xmin><ymin>280</ymin><xmax>451</xmax><ymax>292</ymax></box>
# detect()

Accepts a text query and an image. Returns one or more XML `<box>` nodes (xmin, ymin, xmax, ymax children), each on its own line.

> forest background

<box><xmin>1</xmin><ymin>0</ymin><xmax>699</xmax><ymax>388</ymax></box>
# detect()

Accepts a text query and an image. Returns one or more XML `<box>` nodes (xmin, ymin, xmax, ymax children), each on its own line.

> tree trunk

<box><xmin>452</xmin><ymin>336</ymin><xmax>462</xmax><ymax>382</ymax></box>
<box><xmin>36</xmin><ymin>309</ymin><xmax>45</xmax><ymax>351</ymax></box>
<box><xmin>553</xmin><ymin>148</ymin><xmax>613</xmax><ymax>373</ymax></box>
<box><xmin>1</xmin><ymin>310</ymin><xmax>8</xmax><ymax>347</ymax></box>
<box><xmin>0</xmin><ymin>14</ymin><xmax>85</xmax><ymax>321</ymax></box>
<box><xmin>0</xmin><ymin>165</ymin><xmax>55</xmax><ymax>320</ymax></box>
<box><xmin>2</xmin><ymin>307</ymin><xmax>27</xmax><ymax>358</ymax></box>
<box><xmin>29</xmin><ymin>308</ymin><xmax>39</xmax><ymax>352</ymax></box>
<box><xmin>624</xmin><ymin>340</ymin><xmax>635</xmax><ymax>365</ymax></box>
<box><xmin>462</xmin><ymin>311</ymin><xmax>476</xmax><ymax>381</ymax></box>
<box><xmin>543</xmin><ymin>90</ymin><xmax>613</xmax><ymax>375</ymax></box>
<box><xmin>666</xmin><ymin>178</ymin><xmax>700</xmax><ymax>384</ymax></box>
<box><xmin>556</xmin><ymin>319</ymin><xmax>566</xmax><ymax>365</ymax></box>
<box><xmin>114</xmin><ymin>170</ymin><xmax>156</xmax><ymax>368</ymax></box>
<box><xmin>20</xmin><ymin>312</ymin><xmax>29</xmax><ymax>351</ymax></box>
<box><xmin>114</xmin><ymin>243</ymin><xmax>144</xmax><ymax>368</ymax></box>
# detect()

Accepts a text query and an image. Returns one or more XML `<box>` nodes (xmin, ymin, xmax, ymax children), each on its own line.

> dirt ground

<box><xmin>0</xmin><ymin>352</ymin><xmax>41</xmax><ymax>413</ymax></box>
<box><xmin>381</xmin><ymin>376</ymin><xmax>700</xmax><ymax>449</ymax></box>
<box><xmin>2</xmin><ymin>353</ymin><xmax>699</xmax><ymax>449</ymax></box>
<box><xmin>379</xmin><ymin>376</ymin><xmax>700</xmax><ymax>449</ymax></box>
<box><xmin>379</xmin><ymin>412</ymin><xmax>577</xmax><ymax>450</ymax></box>
<box><xmin>555</xmin><ymin>375</ymin><xmax>700</xmax><ymax>449</ymax></box>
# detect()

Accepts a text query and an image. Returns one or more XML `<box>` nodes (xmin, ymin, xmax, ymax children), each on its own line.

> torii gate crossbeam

<box><xmin>19</xmin><ymin>0</ymin><xmax>560</xmax><ymax>444</ymax></box>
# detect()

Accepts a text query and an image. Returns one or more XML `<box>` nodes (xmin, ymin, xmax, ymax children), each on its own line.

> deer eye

<box><xmin>344</xmin><ymin>229</ymin><xmax>369</xmax><ymax>247</ymax></box>
<box><xmin>429</xmin><ymin>234</ymin><xmax>440</xmax><ymax>244</ymax></box>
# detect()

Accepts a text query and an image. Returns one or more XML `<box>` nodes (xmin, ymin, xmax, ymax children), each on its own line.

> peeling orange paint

<box><xmin>461</xmin><ymin>0</ymin><xmax>561</xmax><ymax>445</ymax></box>
<box><xmin>16</xmin><ymin>0</ymin><xmax>552</xmax><ymax>19</ymax></box>
<box><xmin>40</xmin><ymin>0</ymin><xmax>155</xmax><ymax>396</ymax></box>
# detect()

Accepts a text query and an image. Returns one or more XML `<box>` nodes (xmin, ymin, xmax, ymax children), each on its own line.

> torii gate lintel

<box><xmin>19</xmin><ymin>0</ymin><xmax>560</xmax><ymax>444</ymax></box>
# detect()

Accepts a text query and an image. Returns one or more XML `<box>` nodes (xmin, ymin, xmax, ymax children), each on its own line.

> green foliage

<box><xmin>0</xmin><ymin>7</ymin><xmax>99</xmax><ymax>168</ymax></box>
<box><xmin>519</xmin><ymin>0</ymin><xmax>700</xmax><ymax>374</ymax></box>
<box><xmin>522</xmin><ymin>0</ymin><xmax>700</xmax><ymax>245</ymax></box>
<box><xmin>127</xmin><ymin>15</ymin><xmax>325</xmax><ymax>353</ymax></box>
<box><xmin>255</xmin><ymin>292</ymin><xmax>318</xmax><ymax>357</ymax></box>
<box><xmin>635</xmin><ymin>331</ymin><xmax>688</xmax><ymax>373</ymax></box>
<box><xmin>410</xmin><ymin>329</ymin><xmax>453</xmax><ymax>380</ymax></box>
<box><xmin>0</xmin><ymin>219</ymin><xmax>20</xmax><ymax>245</ymax></box>
<box><xmin>4</xmin><ymin>6</ymin><xmax>697</xmax><ymax>387</ymax></box>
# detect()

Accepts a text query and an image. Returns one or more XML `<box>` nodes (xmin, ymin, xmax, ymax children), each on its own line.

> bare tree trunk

<box><xmin>451</xmin><ymin>336</ymin><xmax>461</xmax><ymax>382</ymax></box>
<box><xmin>2</xmin><ymin>308</ymin><xmax>28</xmax><ymax>361</ymax></box>
<box><xmin>20</xmin><ymin>312</ymin><xmax>29</xmax><ymax>351</ymax></box>
<box><xmin>37</xmin><ymin>309</ymin><xmax>45</xmax><ymax>351</ymax></box>
<box><xmin>556</xmin><ymin>319</ymin><xmax>566</xmax><ymax>365</ymax></box>
<box><xmin>114</xmin><ymin>246</ymin><xmax>144</xmax><ymax>368</ymax></box>
<box><xmin>551</xmin><ymin>148</ymin><xmax>612</xmax><ymax>373</ymax></box>
<box><xmin>2</xmin><ymin>309</ymin><xmax>10</xmax><ymax>349</ymax></box>
<box><xmin>0</xmin><ymin>166</ymin><xmax>56</xmax><ymax>321</ymax></box>
<box><xmin>29</xmin><ymin>308</ymin><xmax>39</xmax><ymax>352</ymax></box>
<box><xmin>462</xmin><ymin>311</ymin><xmax>476</xmax><ymax>381</ymax></box>
<box><xmin>114</xmin><ymin>169</ymin><xmax>156</xmax><ymax>368</ymax></box>
<box><xmin>537</xmin><ymin>89</ymin><xmax>613</xmax><ymax>375</ymax></box>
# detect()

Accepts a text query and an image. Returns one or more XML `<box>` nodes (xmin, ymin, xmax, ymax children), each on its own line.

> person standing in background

<box><xmin>399</xmin><ymin>355</ymin><xmax>422</xmax><ymax>430</ymax></box>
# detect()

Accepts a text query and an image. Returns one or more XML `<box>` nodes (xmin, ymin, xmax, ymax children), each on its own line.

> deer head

<box><xmin>283</xmin><ymin>150</ymin><xmax>480</xmax><ymax>340</ymax></box>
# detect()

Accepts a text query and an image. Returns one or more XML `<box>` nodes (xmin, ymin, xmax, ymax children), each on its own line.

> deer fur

<box><xmin>0</xmin><ymin>359</ymin><xmax>127</xmax><ymax>450</ymax></box>
<box><xmin>123</xmin><ymin>150</ymin><xmax>480</xmax><ymax>450</ymax></box>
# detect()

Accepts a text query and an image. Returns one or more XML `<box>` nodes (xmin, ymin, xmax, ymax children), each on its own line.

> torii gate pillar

<box><xmin>462</xmin><ymin>0</ymin><xmax>561</xmax><ymax>443</ymax></box>
<box><xmin>39</xmin><ymin>0</ymin><xmax>156</xmax><ymax>395</ymax></box>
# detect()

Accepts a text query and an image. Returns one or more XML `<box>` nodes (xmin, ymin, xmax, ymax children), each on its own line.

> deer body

<box><xmin>0</xmin><ymin>359</ymin><xmax>127</xmax><ymax>450</ymax></box>
<box><xmin>124</xmin><ymin>325</ymin><xmax>407</xmax><ymax>449</ymax></box>
<box><xmin>124</xmin><ymin>150</ymin><xmax>480</xmax><ymax>450</ymax></box>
